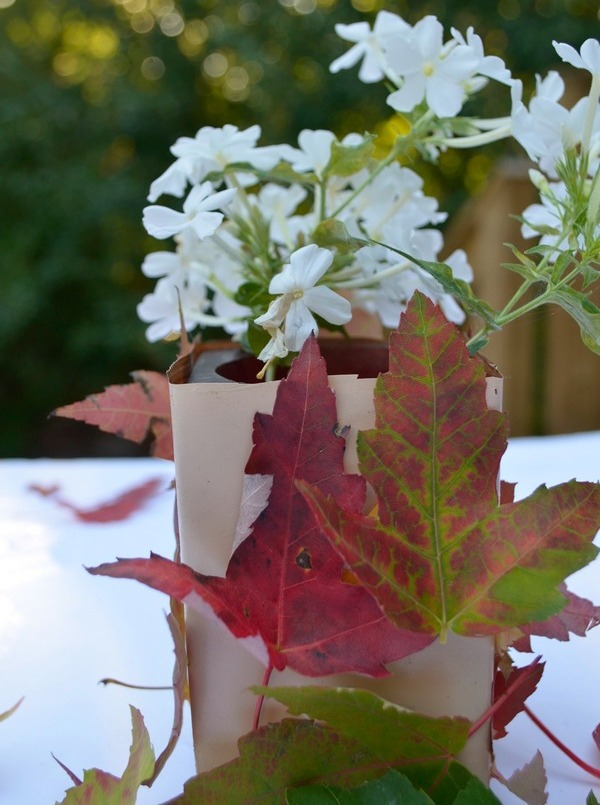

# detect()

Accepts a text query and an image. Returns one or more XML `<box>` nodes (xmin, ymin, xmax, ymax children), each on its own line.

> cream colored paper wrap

<box><xmin>168</xmin><ymin>345</ymin><xmax>501</xmax><ymax>779</ymax></box>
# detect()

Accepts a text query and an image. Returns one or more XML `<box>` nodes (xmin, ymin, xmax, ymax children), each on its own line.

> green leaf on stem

<box><xmin>325</xmin><ymin>136</ymin><xmax>376</xmax><ymax>178</ymax></box>
<box><xmin>313</xmin><ymin>218</ymin><xmax>365</xmax><ymax>253</ymax></box>
<box><xmin>379</xmin><ymin>246</ymin><xmax>498</xmax><ymax>327</ymax></box>
<box><xmin>547</xmin><ymin>287</ymin><xmax>600</xmax><ymax>354</ymax></box>
<box><xmin>301</xmin><ymin>292</ymin><xmax>600</xmax><ymax>639</ymax></box>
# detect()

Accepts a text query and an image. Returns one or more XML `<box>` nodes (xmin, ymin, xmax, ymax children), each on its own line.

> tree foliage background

<box><xmin>0</xmin><ymin>0</ymin><xmax>596</xmax><ymax>456</ymax></box>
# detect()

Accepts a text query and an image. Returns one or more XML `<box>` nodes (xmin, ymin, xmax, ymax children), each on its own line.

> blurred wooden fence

<box><xmin>445</xmin><ymin>158</ymin><xmax>600</xmax><ymax>436</ymax></box>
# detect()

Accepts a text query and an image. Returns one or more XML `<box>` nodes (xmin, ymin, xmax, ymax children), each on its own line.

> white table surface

<box><xmin>1</xmin><ymin>434</ymin><xmax>599</xmax><ymax>804</ymax></box>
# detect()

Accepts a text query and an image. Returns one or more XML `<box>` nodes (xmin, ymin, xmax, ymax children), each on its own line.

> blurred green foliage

<box><xmin>0</xmin><ymin>0</ymin><xmax>597</xmax><ymax>455</ymax></box>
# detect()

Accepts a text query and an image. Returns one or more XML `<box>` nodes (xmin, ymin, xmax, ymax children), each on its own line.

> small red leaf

<box><xmin>511</xmin><ymin>584</ymin><xmax>600</xmax><ymax>652</ymax></box>
<box><xmin>90</xmin><ymin>338</ymin><xmax>433</xmax><ymax>677</ymax></box>
<box><xmin>53</xmin><ymin>370</ymin><xmax>173</xmax><ymax>460</ymax></box>
<box><xmin>593</xmin><ymin>724</ymin><xmax>600</xmax><ymax>753</ymax></box>
<box><xmin>29</xmin><ymin>477</ymin><xmax>165</xmax><ymax>523</ymax></box>
<box><xmin>493</xmin><ymin>656</ymin><xmax>545</xmax><ymax>739</ymax></box>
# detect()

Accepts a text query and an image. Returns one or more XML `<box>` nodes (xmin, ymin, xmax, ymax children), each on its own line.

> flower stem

<box><xmin>252</xmin><ymin>663</ymin><xmax>274</xmax><ymax>731</ymax></box>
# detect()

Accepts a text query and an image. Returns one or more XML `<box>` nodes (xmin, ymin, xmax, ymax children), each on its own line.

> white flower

<box><xmin>289</xmin><ymin>130</ymin><xmax>336</xmax><ymax>179</ymax></box>
<box><xmin>170</xmin><ymin>124</ymin><xmax>295</xmax><ymax>183</ymax></box>
<box><xmin>554</xmin><ymin>38</ymin><xmax>600</xmax><ymax>77</ymax></box>
<box><xmin>255</xmin><ymin>244</ymin><xmax>351</xmax><ymax>352</ymax></box>
<box><xmin>147</xmin><ymin>158</ymin><xmax>193</xmax><ymax>202</ymax></box>
<box><xmin>257</xmin><ymin>327</ymin><xmax>289</xmax><ymax>363</ymax></box>
<box><xmin>344</xmin><ymin>163</ymin><xmax>446</xmax><ymax>240</ymax></box>
<box><xmin>511</xmin><ymin>72</ymin><xmax>599</xmax><ymax>175</ymax></box>
<box><xmin>143</xmin><ymin>182</ymin><xmax>236</xmax><ymax>240</ymax></box>
<box><xmin>330</xmin><ymin>11</ymin><xmax>411</xmax><ymax>83</ymax></box>
<box><xmin>450</xmin><ymin>26</ymin><xmax>512</xmax><ymax>86</ymax></box>
<box><xmin>253</xmin><ymin>183</ymin><xmax>308</xmax><ymax>247</ymax></box>
<box><xmin>137</xmin><ymin>275</ymin><xmax>210</xmax><ymax>342</ymax></box>
<box><xmin>385</xmin><ymin>16</ymin><xmax>478</xmax><ymax>118</ymax></box>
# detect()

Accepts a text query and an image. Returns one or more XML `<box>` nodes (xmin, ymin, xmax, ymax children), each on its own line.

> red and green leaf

<box><xmin>301</xmin><ymin>293</ymin><xmax>600</xmax><ymax>639</ymax></box>
<box><xmin>90</xmin><ymin>338</ymin><xmax>432</xmax><ymax>677</ymax></box>
<box><xmin>170</xmin><ymin>688</ymin><xmax>495</xmax><ymax>805</ymax></box>
<box><xmin>56</xmin><ymin>706</ymin><xmax>155</xmax><ymax>804</ymax></box>
<box><xmin>511</xmin><ymin>584</ymin><xmax>600</xmax><ymax>652</ymax></box>
<box><xmin>53</xmin><ymin>370</ymin><xmax>173</xmax><ymax>460</ymax></box>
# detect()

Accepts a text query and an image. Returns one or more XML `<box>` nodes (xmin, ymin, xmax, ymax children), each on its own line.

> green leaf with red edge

<box><xmin>53</xmin><ymin>370</ymin><xmax>173</xmax><ymax>460</ymax></box>
<box><xmin>301</xmin><ymin>292</ymin><xmax>600</xmax><ymax>639</ymax></box>
<box><xmin>492</xmin><ymin>656</ymin><xmax>545</xmax><ymax>739</ymax></box>
<box><xmin>169</xmin><ymin>687</ymin><xmax>490</xmax><ymax>805</ymax></box>
<box><xmin>511</xmin><ymin>584</ymin><xmax>600</xmax><ymax>652</ymax></box>
<box><xmin>89</xmin><ymin>338</ymin><xmax>432</xmax><ymax>677</ymax></box>
<box><xmin>57</xmin><ymin>706</ymin><xmax>155</xmax><ymax>804</ymax></box>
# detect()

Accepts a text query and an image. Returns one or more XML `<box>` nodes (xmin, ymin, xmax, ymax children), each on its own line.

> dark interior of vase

<box><xmin>215</xmin><ymin>339</ymin><xmax>389</xmax><ymax>384</ymax></box>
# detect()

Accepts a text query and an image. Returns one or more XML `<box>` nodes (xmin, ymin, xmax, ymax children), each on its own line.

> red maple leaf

<box><xmin>89</xmin><ymin>338</ymin><xmax>432</xmax><ymax>677</ymax></box>
<box><xmin>492</xmin><ymin>656</ymin><xmax>545</xmax><ymax>739</ymax></box>
<box><xmin>53</xmin><ymin>370</ymin><xmax>173</xmax><ymax>460</ymax></box>
<box><xmin>301</xmin><ymin>293</ymin><xmax>600</xmax><ymax>639</ymax></box>
<box><xmin>29</xmin><ymin>477</ymin><xmax>165</xmax><ymax>523</ymax></box>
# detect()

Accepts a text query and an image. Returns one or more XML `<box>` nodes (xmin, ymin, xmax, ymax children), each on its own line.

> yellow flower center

<box><xmin>423</xmin><ymin>61</ymin><xmax>434</xmax><ymax>77</ymax></box>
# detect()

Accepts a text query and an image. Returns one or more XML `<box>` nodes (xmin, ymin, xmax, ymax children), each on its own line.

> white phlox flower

<box><xmin>289</xmin><ymin>129</ymin><xmax>337</xmax><ymax>179</ymax></box>
<box><xmin>137</xmin><ymin>275</ymin><xmax>211</xmax><ymax>342</ymax></box>
<box><xmin>169</xmin><ymin>124</ymin><xmax>296</xmax><ymax>186</ymax></box>
<box><xmin>345</xmin><ymin>163</ymin><xmax>446</xmax><ymax>240</ymax></box>
<box><xmin>511</xmin><ymin>71</ymin><xmax>600</xmax><ymax>175</ymax></box>
<box><xmin>147</xmin><ymin>158</ymin><xmax>193</xmax><ymax>202</ymax></box>
<box><xmin>254</xmin><ymin>244</ymin><xmax>351</xmax><ymax>353</ymax></box>
<box><xmin>384</xmin><ymin>16</ymin><xmax>479</xmax><ymax>118</ymax></box>
<box><xmin>554</xmin><ymin>38</ymin><xmax>600</xmax><ymax>77</ymax></box>
<box><xmin>450</xmin><ymin>26</ymin><xmax>512</xmax><ymax>86</ymax></box>
<box><xmin>143</xmin><ymin>182</ymin><xmax>236</xmax><ymax>240</ymax></box>
<box><xmin>254</xmin><ymin>183</ymin><xmax>308</xmax><ymax>247</ymax></box>
<box><xmin>330</xmin><ymin>11</ymin><xmax>411</xmax><ymax>83</ymax></box>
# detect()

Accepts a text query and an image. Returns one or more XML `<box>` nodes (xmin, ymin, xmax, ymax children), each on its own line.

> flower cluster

<box><xmin>138</xmin><ymin>11</ymin><xmax>600</xmax><ymax>367</ymax></box>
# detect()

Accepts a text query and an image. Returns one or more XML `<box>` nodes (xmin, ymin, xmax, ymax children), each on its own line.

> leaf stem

<box><xmin>252</xmin><ymin>663</ymin><xmax>273</xmax><ymax>731</ymax></box>
<box><xmin>524</xmin><ymin>705</ymin><xmax>600</xmax><ymax>780</ymax></box>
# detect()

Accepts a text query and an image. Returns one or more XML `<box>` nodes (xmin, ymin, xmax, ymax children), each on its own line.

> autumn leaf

<box><xmin>90</xmin><ymin>338</ymin><xmax>432</xmax><ymax>677</ymax></box>
<box><xmin>492</xmin><ymin>656</ymin><xmax>545</xmax><ymax>739</ymax></box>
<box><xmin>301</xmin><ymin>293</ymin><xmax>600</xmax><ymax>639</ymax></box>
<box><xmin>170</xmin><ymin>688</ymin><xmax>496</xmax><ymax>805</ymax></box>
<box><xmin>29</xmin><ymin>477</ymin><xmax>165</xmax><ymax>523</ymax></box>
<box><xmin>53</xmin><ymin>370</ymin><xmax>173</xmax><ymax>460</ymax></box>
<box><xmin>511</xmin><ymin>584</ymin><xmax>600</xmax><ymax>652</ymax></box>
<box><xmin>502</xmin><ymin>751</ymin><xmax>548</xmax><ymax>805</ymax></box>
<box><xmin>57</xmin><ymin>706</ymin><xmax>155</xmax><ymax>804</ymax></box>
